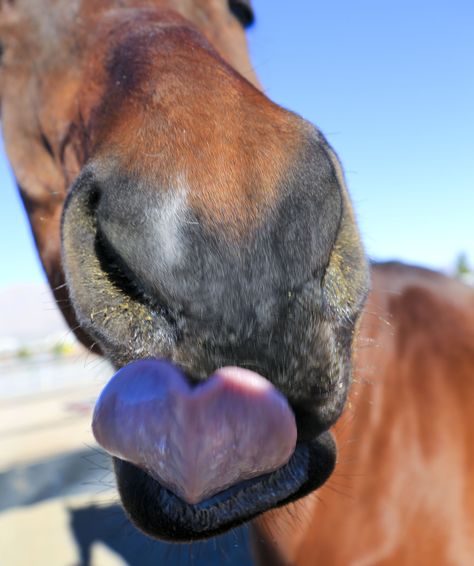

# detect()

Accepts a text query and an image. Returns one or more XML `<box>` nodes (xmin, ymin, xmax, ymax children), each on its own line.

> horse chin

<box><xmin>114</xmin><ymin>433</ymin><xmax>336</xmax><ymax>541</ymax></box>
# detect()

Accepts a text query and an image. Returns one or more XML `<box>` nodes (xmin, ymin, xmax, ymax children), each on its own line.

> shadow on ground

<box><xmin>69</xmin><ymin>503</ymin><xmax>252</xmax><ymax>566</ymax></box>
<box><xmin>1</xmin><ymin>447</ymin><xmax>254</xmax><ymax>565</ymax></box>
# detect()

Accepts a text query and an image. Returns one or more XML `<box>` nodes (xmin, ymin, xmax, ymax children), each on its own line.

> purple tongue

<box><xmin>92</xmin><ymin>359</ymin><xmax>297</xmax><ymax>504</ymax></box>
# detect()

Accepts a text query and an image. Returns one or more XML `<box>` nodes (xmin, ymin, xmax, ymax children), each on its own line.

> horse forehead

<box><xmin>4</xmin><ymin>0</ymin><xmax>255</xmax><ymax>84</ymax></box>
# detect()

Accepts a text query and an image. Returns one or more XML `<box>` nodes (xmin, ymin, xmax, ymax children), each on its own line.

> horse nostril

<box><xmin>94</xmin><ymin>229</ymin><xmax>137</xmax><ymax>296</ymax></box>
<box><xmin>65</xmin><ymin>172</ymin><xmax>102</xmax><ymax>218</ymax></box>
<box><xmin>67</xmin><ymin>175</ymin><xmax>140</xmax><ymax>297</ymax></box>
<box><xmin>87</xmin><ymin>188</ymin><xmax>101</xmax><ymax>216</ymax></box>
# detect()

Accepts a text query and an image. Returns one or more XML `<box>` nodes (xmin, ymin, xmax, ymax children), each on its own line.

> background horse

<box><xmin>252</xmin><ymin>262</ymin><xmax>474</xmax><ymax>565</ymax></box>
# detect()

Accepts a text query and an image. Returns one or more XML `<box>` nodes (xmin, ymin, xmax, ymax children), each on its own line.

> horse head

<box><xmin>0</xmin><ymin>0</ymin><xmax>369</xmax><ymax>541</ymax></box>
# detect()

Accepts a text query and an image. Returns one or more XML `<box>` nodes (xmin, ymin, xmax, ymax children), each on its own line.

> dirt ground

<box><xmin>0</xmin><ymin>356</ymin><xmax>253</xmax><ymax>566</ymax></box>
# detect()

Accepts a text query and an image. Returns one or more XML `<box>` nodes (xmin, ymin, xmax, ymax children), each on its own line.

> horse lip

<box><xmin>114</xmin><ymin>432</ymin><xmax>336</xmax><ymax>541</ymax></box>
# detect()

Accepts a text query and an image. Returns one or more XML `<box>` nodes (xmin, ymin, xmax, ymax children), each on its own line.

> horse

<box><xmin>1</xmin><ymin>1</ymin><xmax>473</xmax><ymax>564</ymax></box>
<box><xmin>252</xmin><ymin>262</ymin><xmax>474</xmax><ymax>565</ymax></box>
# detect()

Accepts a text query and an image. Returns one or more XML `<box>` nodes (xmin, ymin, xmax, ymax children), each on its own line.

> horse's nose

<box><xmin>91</xmin><ymin>126</ymin><xmax>343</xmax><ymax>326</ymax></box>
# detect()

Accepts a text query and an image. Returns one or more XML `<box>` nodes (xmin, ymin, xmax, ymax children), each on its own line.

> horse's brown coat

<box><xmin>252</xmin><ymin>262</ymin><xmax>474</xmax><ymax>565</ymax></box>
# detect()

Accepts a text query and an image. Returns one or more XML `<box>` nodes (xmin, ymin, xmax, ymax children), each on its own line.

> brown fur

<box><xmin>252</xmin><ymin>262</ymin><xmax>474</xmax><ymax>565</ymax></box>
<box><xmin>82</xmin><ymin>9</ymin><xmax>301</xmax><ymax>230</ymax></box>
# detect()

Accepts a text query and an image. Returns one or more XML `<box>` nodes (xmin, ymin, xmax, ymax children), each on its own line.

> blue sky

<box><xmin>1</xmin><ymin>0</ymin><xmax>473</xmax><ymax>288</ymax></box>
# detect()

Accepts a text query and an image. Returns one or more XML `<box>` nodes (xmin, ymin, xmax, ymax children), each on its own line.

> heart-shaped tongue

<box><xmin>92</xmin><ymin>360</ymin><xmax>297</xmax><ymax>504</ymax></box>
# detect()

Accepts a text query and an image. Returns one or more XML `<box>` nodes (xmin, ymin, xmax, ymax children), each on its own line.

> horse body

<box><xmin>1</xmin><ymin>0</ymin><xmax>473</xmax><ymax>563</ymax></box>
<box><xmin>253</xmin><ymin>262</ymin><xmax>474</xmax><ymax>565</ymax></box>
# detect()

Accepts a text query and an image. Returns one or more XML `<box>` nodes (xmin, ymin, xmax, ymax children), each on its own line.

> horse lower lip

<box><xmin>114</xmin><ymin>431</ymin><xmax>336</xmax><ymax>541</ymax></box>
<box><xmin>92</xmin><ymin>359</ymin><xmax>297</xmax><ymax>504</ymax></box>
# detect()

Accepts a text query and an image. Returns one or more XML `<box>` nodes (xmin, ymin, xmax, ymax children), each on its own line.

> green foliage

<box><xmin>17</xmin><ymin>346</ymin><xmax>32</xmax><ymax>359</ymax></box>
<box><xmin>51</xmin><ymin>342</ymin><xmax>75</xmax><ymax>357</ymax></box>
<box><xmin>455</xmin><ymin>252</ymin><xmax>472</xmax><ymax>277</ymax></box>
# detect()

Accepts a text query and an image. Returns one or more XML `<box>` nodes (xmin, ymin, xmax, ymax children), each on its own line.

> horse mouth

<box><xmin>114</xmin><ymin>434</ymin><xmax>336</xmax><ymax>541</ymax></box>
<box><xmin>91</xmin><ymin>359</ymin><xmax>336</xmax><ymax>541</ymax></box>
<box><xmin>61</xmin><ymin>171</ymin><xmax>357</xmax><ymax>539</ymax></box>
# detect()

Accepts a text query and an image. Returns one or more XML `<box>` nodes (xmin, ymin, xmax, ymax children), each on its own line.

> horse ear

<box><xmin>229</xmin><ymin>0</ymin><xmax>255</xmax><ymax>28</ymax></box>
